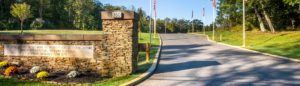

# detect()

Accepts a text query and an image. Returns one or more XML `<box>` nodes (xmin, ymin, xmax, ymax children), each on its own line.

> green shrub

<box><xmin>30</xmin><ymin>18</ymin><xmax>44</xmax><ymax>30</ymax></box>
<box><xmin>230</xmin><ymin>25</ymin><xmax>243</xmax><ymax>32</ymax></box>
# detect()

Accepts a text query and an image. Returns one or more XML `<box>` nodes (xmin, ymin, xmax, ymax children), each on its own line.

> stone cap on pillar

<box><xmin>101</xmin><ymin>10</ymin><xmax>137</xmax><ymax>20</ymax></box>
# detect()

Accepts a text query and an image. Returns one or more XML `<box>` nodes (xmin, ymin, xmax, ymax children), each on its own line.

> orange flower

<box><xmin>4</xmin><ymin>66</ymin><xmax>17</xmax><ymax>76</ymax></box>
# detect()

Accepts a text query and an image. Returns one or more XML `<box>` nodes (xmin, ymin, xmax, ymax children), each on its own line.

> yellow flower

<box><xmin>0</xmin><ymin>61</ymin><xmax>8</xmax><ymax>67</ymax></box>
<box><xmin>36</xmin><ymin>71</ymin><xmax>49</xmax><ymax>79</ymax></box>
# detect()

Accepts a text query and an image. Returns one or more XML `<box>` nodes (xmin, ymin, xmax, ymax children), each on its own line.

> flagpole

<box><xmin>203</xmin><ymin>17</ymin><xmax>206</xmax><ymax>34</ymax></box>
<box><xmin>212</xmin><ymin>6</ymin><xmax>215</xmax><ymax>41</ymax></box>
<box><xmin>192</xmin><ymin>10</ymin><xmax>194</xmax><ymax>33</ymax></box>
<box><xmin>203</xmin><ymin>8</ymin><xmax>205</xmax><ymax>35</ymax></box>
<box><xmin>154</xmin><ymin>0</ymin><xmax>157</xmax><ymax>38</ymax></box>
<box><xmin>165</xmin><ymin>20</ymin><xmax>167</xmax><ymax>34</ymax></box>
<box><xmin>149</xmin><ymin>0</ymin><xmax>152</xmax><ymax>46</ymax></box>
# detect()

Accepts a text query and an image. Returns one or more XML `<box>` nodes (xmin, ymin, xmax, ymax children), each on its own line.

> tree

<box><xmin>283</xmin><ymin>0</ymin><xmax>300</xmax><ymax>30</ymax></box>
<box><xmin>192</xmin><ymin>19</ymin><xmax>204</xmax><ymax>32</ymax></box>
<box><xmin>11</xmin><ymin>3</ymin><xmax>32</xmax><ymax>34</ymax></box>
<box><xmin>137</xmin><ymin>8</ymin><xmax>146</xmax><ymax>34</ymax></box>
<box><xmin>217</xmin><ymin>0</ymin><xmax>300</xmax><ymax>32</ymax></box>
<box><xmin>102</xmin><ymin>4</ymin><xmax>122</xmax><ymax>11</ymax></box>
<box><xmin>260</xmin><ymin>0</ymin><xmax>275</xmax><ymax>33</ymax></box>
<box><xmin>283</xmin><ymin>0</ymin><xmax>300</xmax><ymax>7</ymax></box>
<box><xmin>65</xmin><ymin>0</ymin><xmax>96</xmax><ymax>30</ymax></box>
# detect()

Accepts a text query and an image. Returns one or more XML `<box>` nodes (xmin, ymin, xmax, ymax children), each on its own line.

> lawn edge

<box><xmin>120</xmin><ymin>34</ymin><xmax>163</xmax><ymax>86</ymax></box>
<box><xmin>192</xmin><ymin>33</ymin><xmax>300</xmax><ymax>62</ymax></box>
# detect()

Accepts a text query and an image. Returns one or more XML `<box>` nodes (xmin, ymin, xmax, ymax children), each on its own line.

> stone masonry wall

<box><xmin>0</xmin><ymin>10</ymin><xmax>138</xmax><ymax>78</ymax></box>
<box><xmin>102</xmin><ymin>11</ymin><xmax>138</xmax><ymax>77</ymax></box>
<box><xmin>0</xmin><ymin>36</ymin><xmax>111</xmax><ymax>76</ymax></box>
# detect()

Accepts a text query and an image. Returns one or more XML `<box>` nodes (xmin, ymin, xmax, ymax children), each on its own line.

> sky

<box><xmin>99</xmin><ymin>0</ymin><xmax>217</xmax><ymax>25</ymax></box>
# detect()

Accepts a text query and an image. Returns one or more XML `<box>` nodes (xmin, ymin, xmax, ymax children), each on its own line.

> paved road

<box><xmin>138</xmin><ymin>34</ymin><xmax>300</xmax><ymax>86</ymax></box>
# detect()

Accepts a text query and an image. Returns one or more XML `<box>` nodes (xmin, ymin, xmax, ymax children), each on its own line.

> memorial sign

<box><xmin>4</xmin><ymin>44</ymin><xmax>94</xmax><ymax>58</ymax></box>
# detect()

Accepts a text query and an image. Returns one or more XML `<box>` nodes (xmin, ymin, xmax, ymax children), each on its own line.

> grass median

<box><xmin>198</xmin><ymin>31</ymin><xmax>300</xmax><ymax>59</ymax></box>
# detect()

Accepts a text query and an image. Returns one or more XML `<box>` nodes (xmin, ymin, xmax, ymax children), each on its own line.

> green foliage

<box><xmin>283</xmin><ymin>0</ymin><xmax>300</xmax><ymax>6</ymax></box>
<box><xmin>30</xmin><ymin>18</ymin><xmax>44</xmax><ymax>30</ymax></box>
<box><xmin>36</xmin><ymin>71</ymin><xmax>49</xmax><ymax>79</ymax></box>
<box><xmin>230</xmin><ymin>25</ymin><xmax>243</xmax><ymax>32</ymax></box>
<box><xmin>0</xmin><ymin>61</ymin><xmax>8</xmax><ymax>68</ymax></box>
<box><xmin>10</xmin><ymin>3</ymin><xmax>32</xmax><ymax>22</ymax></box>
<box><xmin>64</xmin><ymin>0</ymin><xmax>96</xmax><ymax>30</ymax></box>
<box><xmin>217</xmin><ymin>0</ymin><xmax>300</xmax><ymax>32</ymax></box>
<box><xmin>10</xmin><ymin>3</ymin><xmax>32</xmax><ymax>34</ymax></box>
<box><xmin>102</xmin><ymin>4</ymin><xmax>123</xmax><ymax>11</ymax></box>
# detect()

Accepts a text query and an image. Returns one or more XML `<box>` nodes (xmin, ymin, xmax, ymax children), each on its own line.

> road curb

<box><xmin>120</xmin><ymin>34</ymin><xmax>163</xmax><ymax>86</ymax></box>
<box><xmin>192</xmin><ymin>33</ymin><xmax>300</xmax><ymax>62</ymax></box>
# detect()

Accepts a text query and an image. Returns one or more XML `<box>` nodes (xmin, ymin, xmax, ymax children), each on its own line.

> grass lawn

<box><xmin>0</xmin><ymin>30</ymin><xmax>102</xmax><ymax>35</ymax></box>
<box><xmin>198</xmin><ymin>31</ymin><xmax>300</xmax><ymax>59</ymax></box>
<box><xmin>0</xmin><ymin>32</ymin><xmax>160</xmax><ymax>86</ymax></box>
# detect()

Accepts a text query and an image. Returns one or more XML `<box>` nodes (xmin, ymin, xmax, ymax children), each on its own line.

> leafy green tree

<box><xmin>283</xmin><ymin>0</ymin><xmax>300</xmax><ymax>7</ymax></box>
<box><xmin>192</xmin><ymin>19</ymin><xmax>204</xmax><ymax>32</ymax></box>
<box><xmin>65</xmin><ymin>0</ymin><xmax>96</xmax><ymax>30</ymax></box>
<box><xmin>103</xmin><ymin>4</ymin><xmax>122</xmax><ymax>11</ymax></box>
<box><xmin>137</xmin><ymin>8</ymin><xmax>146</xmax><ymax>33</ymax></box>
<box><xmin>11</xmin><ymin>3</ymin><xmax>32</xmax><ymax>34</ymax></box>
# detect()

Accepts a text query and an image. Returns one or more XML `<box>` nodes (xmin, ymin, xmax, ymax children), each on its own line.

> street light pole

<box><xmin>242</xmin><ymin>0</ymin><xmax>246</xmax><ymax>47</ymax></box>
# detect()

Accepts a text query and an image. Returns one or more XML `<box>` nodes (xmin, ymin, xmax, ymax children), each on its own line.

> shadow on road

<box><xmin>155</xmin><ymin>44</ymin><xmax>220</xmax><ymax>74</ymax></box>
<box><xmin>202</xmin><ymin>48</ymin><xmax>300</xmax><ymax>86</ymax></box>
<box><xmin>156</xmin><ymin>61</ymin><xmax>220</xmax><ymax>74</ymax></box>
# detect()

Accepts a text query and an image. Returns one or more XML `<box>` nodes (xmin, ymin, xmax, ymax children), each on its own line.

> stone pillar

<box><xmin>101</xmin><ymin>11</ymin><xmax>138</xmax><ymax>77</ymax></box>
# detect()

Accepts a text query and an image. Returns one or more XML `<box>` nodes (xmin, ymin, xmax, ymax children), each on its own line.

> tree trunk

<box><xmin>254</xmin><ymin>6</ymin><xmax>266</xmax><ymax>32</ymax></box>
<box><xmin>260</xmin><ymin>1</ymin><xmax>275</xmax><ymax>33</ymax></box>
<box><xmin>292</xmin><ymin>18</ymin><xmax>295</xmax><ymax>30</ymax></box>
<box><xmin>263</xmin><ymin>10</ymin><xmax>275</xmax><ymax>33</ymax></box>
<box><xmin>39</xmin><ymin>0</ymin><xmax>43</xmax><ymax>18</ymax></box>
<box><xmin>20</xmin><ymin>20</ymin><xmax>23</xmax><ymax>35</ymax></box>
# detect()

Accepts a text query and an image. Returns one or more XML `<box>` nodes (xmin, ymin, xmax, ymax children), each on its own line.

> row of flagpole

<box><xmin>190</xmin><ymin>0</ymin><xmax>216</xmax><ymax>35</ymax></box>
<box><xmin>150</xmin><ymin>0</ymin><xmax>215</xmax><ymax>36</ymax></box>
<box><xmin>149</xmin><ymin>0</ymin><xmax>246</xmax><ymax>47</ymax></box>
<box><xmin>149</xmin><ymin>0</ymin><xmax>156</xmax><ymax>46</ymax></box>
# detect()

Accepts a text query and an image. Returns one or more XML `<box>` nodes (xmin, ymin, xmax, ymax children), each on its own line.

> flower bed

<box><xmin>0</xmin><ymin>61</ymin><xmax>107</xmax><ymax>83</ymax></box>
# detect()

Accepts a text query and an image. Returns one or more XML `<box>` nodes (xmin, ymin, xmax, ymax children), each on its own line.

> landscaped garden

<box><xmin>0</xmin><ymin>32</ymin><xmax>160</xmax><ymax>86</ymax></box>
<box><xmin>199</xmin><ymin>31</ymin><xmax>300</xmax><ymax>59</ymax></box>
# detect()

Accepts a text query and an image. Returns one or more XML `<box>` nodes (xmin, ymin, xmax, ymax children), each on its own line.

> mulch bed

<box><xmin>0</xmin><ymin>67</ymin><xmax>108</xmax><ymax>83</ymax></box>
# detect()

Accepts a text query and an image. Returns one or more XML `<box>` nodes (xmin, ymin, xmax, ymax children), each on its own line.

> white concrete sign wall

<box><xmin>4</xmin><ymin>44</ymin><xmax>94</xmax><ymax>58</ymax></box>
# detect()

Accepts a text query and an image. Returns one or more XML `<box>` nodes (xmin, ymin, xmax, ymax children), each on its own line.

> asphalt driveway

<box><xmin>138</xmin><ymin>34</ymin><xmax>300</xmax><ymax>86</ymax></box>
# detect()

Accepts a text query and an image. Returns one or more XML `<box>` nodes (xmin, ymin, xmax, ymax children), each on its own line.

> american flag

<box><xmin>192</xmin><ymin>10</ymin><xmax>194</xmax><ymax>19</ymax></box>
<box><xmin>212</xmin><ymin>0</ymin><xmax>216</xmax><ymax>8</ymax></box>
<box><xmin>203</xmin><ymin>8</ymin><xmax>205</xmax><ymax>17</ymax></box>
